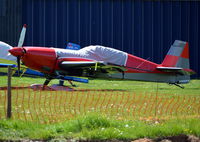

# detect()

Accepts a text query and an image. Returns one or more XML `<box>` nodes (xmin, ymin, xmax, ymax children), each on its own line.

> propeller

<box><xmin>18</xmin><ymin>24</ymin><xmax>27</xmax><ymax>47</ymax></box>
<box><xmin>16</xmin><ymin>24</ymin><xmax>27</xmax><ymax>76</ymax></box>
<box><xmin>0</xmin><ymin>24</ymin><xmax>27</xmax><ymax>76</ymax></box>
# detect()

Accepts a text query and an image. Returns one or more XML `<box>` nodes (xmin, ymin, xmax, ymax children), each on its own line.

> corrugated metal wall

<box><xmin>1</xmin><ymin>0</ymin><xmax>200</xmax><ymax>78</ymax></box>
<box><xmin>0</xmin><ymin>0</ymin><xmax>22</xmax><ymax>45</ymax></box>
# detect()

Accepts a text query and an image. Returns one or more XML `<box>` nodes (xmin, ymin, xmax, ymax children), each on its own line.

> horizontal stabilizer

<box><xmin>156</xmin><ymin>66</ymin><xmax>194</xmax><ymax>75</ymax></box>
<box><xmin>157</xmin><ymin>66</ymin><xmax>184</xmax><ymax>75</ymax></box>
<box><xmin>157</xmin><ymin>66</ymin><xmax>182</xmax><ymax>70</ymax></box>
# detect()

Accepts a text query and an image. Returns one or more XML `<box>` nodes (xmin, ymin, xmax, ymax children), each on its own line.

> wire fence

<box><xmin>0</xmin><ymin>87</ymin><xmax>199</xmax><ymax>123</ymax></box>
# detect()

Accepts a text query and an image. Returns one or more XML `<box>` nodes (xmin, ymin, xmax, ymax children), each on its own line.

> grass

<box><xmin>0</xmin><ymin>61</ymin><xmax>199</xmax><ymax>121</ymax></box>
<box><xmin>0</xmin><ymin>113</ymin><xmax>199</xmax><ymax>141</ymax></box>
<box><xmin>0</xmin><ymin>72</ymin><xmax>200</xmax><ymax>95</ymax></box>
<box><xmin>0</xmin><ymin>59</ymin><xmax>200</xmax><ymax>140</ymax></box>
<box><xmin>0</xmin><ymin>58</ymin><xmax>200</xmax><ymax>95</ymax></box>
<box><xmin>0</xmin><ymin>87</ymin><xmax>198</xmax><ymax>123</ymax></box>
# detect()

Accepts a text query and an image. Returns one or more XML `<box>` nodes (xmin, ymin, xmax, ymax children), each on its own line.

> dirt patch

<box><xmin>2</xmin><ymin>135</ymin><xmax>200</xmax><ymax>142</ymax></box>
<box><xmin>69</xmin><ymin>135</ymin><xmax>200</xmax><ymax>142</ymax></box>
<box><xmin>22</xmin><ymin>135</ymin><xmax>199</xmax><ymax>142</ymax></box>
<box><xmin>131</xmin><ymin>134</ymin><xmax>200</xmax><ymax>142</ymax></box>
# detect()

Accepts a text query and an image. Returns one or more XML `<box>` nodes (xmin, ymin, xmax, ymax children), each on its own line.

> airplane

<box><xmin>0</xmin><ymin>25</ymin><xmax>195</xmax><ymax>89</ymax></box>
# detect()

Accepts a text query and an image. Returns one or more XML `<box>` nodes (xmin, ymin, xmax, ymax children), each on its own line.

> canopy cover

<box><xmin>55</xmin><ymin>45</ymin><xmax>128</xmax><ymax>66</ymax></box>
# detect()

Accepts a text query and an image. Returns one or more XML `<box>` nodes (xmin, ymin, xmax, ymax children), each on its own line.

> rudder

<box><xmin>162</xmin><ymin>40</ymin><xmax>190</xmax><ymax>69</ymax></box>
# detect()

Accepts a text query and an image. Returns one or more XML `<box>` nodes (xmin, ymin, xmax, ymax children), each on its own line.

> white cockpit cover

<box><xmin>0</xmin><ymin>41</ymin><xmax>16</xmax><ymax>62</ymax></box>
<box><xmin>55</xmin><ymin>45</ymin><xmax>128</xmax><ymax>66</ymax></box>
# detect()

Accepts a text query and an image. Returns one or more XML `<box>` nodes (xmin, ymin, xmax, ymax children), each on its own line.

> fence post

<box><xmin>7</xmin><ymin>66</ymin><xmax>12</xmax><ymax>119</ymax></box>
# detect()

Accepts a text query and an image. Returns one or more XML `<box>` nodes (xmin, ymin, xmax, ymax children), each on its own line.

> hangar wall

<box><xmin>0</xmin><ymin>0</ymin><xmax>22</xmax><ymax>46</ymax></box>
<box><xmin>1</xmin><ymin>0</ymin><xmax>200</xmax><ymax>78</ymax></box>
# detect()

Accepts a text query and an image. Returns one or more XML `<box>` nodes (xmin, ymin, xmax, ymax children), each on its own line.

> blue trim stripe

<box><xmin>0</xmin><ymin>63</ymin><xmax>17</xmax><ymax>68</ymax></box>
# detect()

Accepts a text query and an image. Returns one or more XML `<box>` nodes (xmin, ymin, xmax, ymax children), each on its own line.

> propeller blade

<box><xmin>17</xmin><ymin>56</ymin><xmax>20</xmax><ymax>76</ymax></box>
<box><xmin>17</xmin><ymin>24</ymin><xmax>27</xmax><ymax>47</ymax></box>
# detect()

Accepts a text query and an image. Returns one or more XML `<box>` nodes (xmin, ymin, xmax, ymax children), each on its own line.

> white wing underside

<box><xmin>0</xmin><ymin>41</ymin><xmax>16</xmax><ymax>62</ymax></box>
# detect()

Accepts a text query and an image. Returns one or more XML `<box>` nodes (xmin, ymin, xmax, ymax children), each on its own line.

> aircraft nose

<box><xmin>8</xmin><ymin>47</ymin><xmax>24</xmax><ymax>57</ymax></box>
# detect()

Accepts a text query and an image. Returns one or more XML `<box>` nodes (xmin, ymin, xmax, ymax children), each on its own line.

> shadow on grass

<box><xmin>0</xmin><ymin>85</ymin><xmax>126</xmax><ymax>92</ymax></box>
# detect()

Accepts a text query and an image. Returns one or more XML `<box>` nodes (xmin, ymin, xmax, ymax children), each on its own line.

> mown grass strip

<box><xmin>0</xmin><ymin>113</ymin><xmax>199</xmax><ymax>141</ymax></box>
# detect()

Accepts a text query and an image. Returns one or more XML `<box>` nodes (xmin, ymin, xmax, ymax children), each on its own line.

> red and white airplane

<box><xmin>0</xmin><ymin>25</ymin><xmax>195</xmax><ymax>88</ymax></box>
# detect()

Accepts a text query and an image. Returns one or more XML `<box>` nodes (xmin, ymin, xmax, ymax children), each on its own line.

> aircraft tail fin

<box><xmin>161</xmin><ymin>40</ymin><xmax>189</xmax><ymax>69</ymax></box>
<box><xmin>157</xmin><ymin>40</ymin><xmax>195</xmax><ymax>85</ymax></box>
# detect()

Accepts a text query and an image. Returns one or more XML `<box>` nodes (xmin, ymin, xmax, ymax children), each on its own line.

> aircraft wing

<box><xmin>59</xmin><ymin>61</ymin><xmax>127</xmax><ymax>73</ymax></box>
<box><xmin>24</xmin><ymin>68</ymin><xmax>89</xmax><ymax>83</ymax></box>
<box><xmin>60</xmin><ymin>61</ymin><xmax>106</xmax><ymax>68</ymax></box>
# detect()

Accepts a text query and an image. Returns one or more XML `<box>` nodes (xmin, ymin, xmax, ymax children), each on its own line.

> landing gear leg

<box><xmin>42</xmin><ymin>78</ymin><xmax>51</xmax><ymax>90</ymax></box>
<box><xmin>58</xmin><ymin>80</ymin><xmax>76</xmax><ymax>87</ymax></box>
<box><xmin>173</xmin><ymin>83</ymin><xmax>184</xmax><ymax>89</ymax></box>
<box><xmin>59</xmin><ymin>80</ymin><xmax>64</xmax><ymax>86</ymax></box>
<box><xmin>169</xmin><ymin>83</ymin><xmax>185</xmax><ymax>89</ymax></box>
<box><xmin>68</xmin><ymin>80</ymin><xmax>76</xmax><ymax>87</ymax></box>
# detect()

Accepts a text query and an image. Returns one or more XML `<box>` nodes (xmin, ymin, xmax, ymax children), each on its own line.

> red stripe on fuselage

<box><xmin>125</xmin><ymin>54</ymin><xmax>159</xmax><ymax>73</ymax></box>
